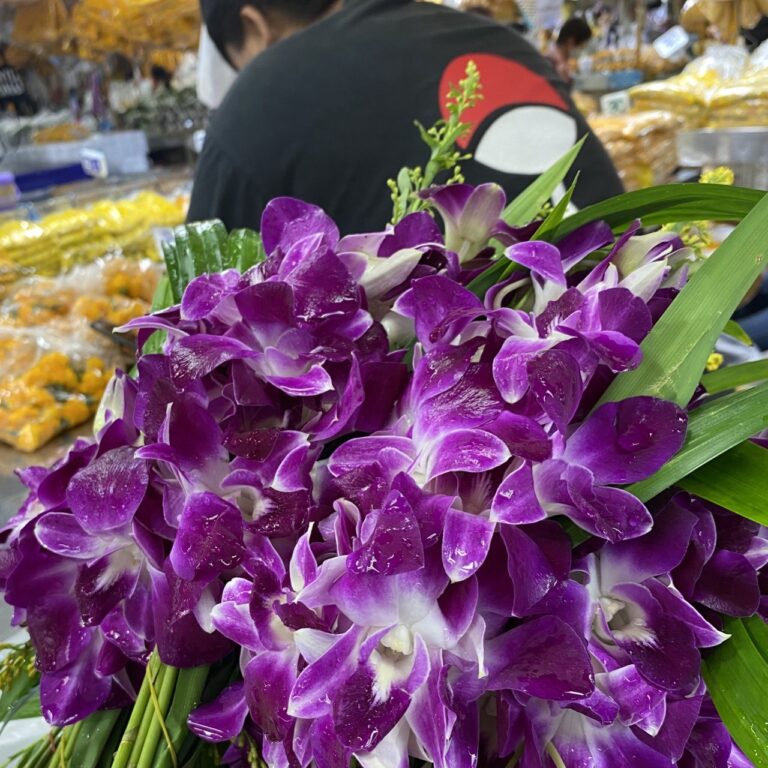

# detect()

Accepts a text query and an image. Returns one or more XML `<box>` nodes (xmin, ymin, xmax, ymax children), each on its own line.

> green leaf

<box><xmin>627</xmin><ymin>382</ymin><xmax>768</xmax><ymax>502</ymax></box>
<box><xmin>723</xmin><ymin>318</ymin><xmax>753</xmax><ymax>346</ymax></box>
<box><xmin>597</xmin><ymin>190</ymin><xmax>768</xmax><ymax>408</ymax></box>
<box><xmin>8</xmin><ymin>689</ymin><xmax>40</xmax><ymax>720</ymax></box>
<box><xmin>502</xmin><ymin>137</ymin><xmax>586</xmax><ymax>227</ymax></box>
<box><xmin>141</xmin><ymin>276</ymin><xmax>175</xmax><ymax>356</ymax></box>
<box><xmin>0</xmin><ymin>662</ymin><xmax>38</xmax><ymax>730</ymax></box>
<box><xmin>165</xmin><ymin>221</ymin><xmax>229</xmax><ymax>302</ymax></box>
<box><xmin>677</xmin><ymin>441</ymin><xmax>768</xmax><ymax>526</ymax></box>
<box><xmin>551</xmin><ymin>184</ymin><xmax>764</xmax><ymax>240</ymax></box>
<box><xmin>162</xmin><ymin>239</ymin><xmax>183</xmax><ymax>304</ymax></box>
<box><xmin>187</xmin><ymin>221</ymin><xmax>227</xmax><ymax>278</ymax></box>
<box><xmin>702</xmin><ymin>616</ymin><xmax>768</xmax><ymax>768</ymax></box>
<box><xmin>224</xmin><ymin>229</ymin><xmax>266</xmax><ymax>273</ymax></box>
<box><xmin>151</xmin><ymin>276</ymin><xmax>174</xmax><ymax>313</ymax></box>
<box><xmin>532</xmin><ymin>173</ymin><xmax>579</xmax><ymax>241</ymax></box>
<box><xmin>701</xmin><ymin>359</ymin><xmax>768</xmax><ymax>394</ymax></box>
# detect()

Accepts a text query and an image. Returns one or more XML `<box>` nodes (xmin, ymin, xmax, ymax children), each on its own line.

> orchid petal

<box><xmin>486</xmin><ymin>615</ymin><xmax>593</xmax><ymax>700</ymax></box>
<box><xmin>564</xmin><ymin>397</ymin><xmax>687</xmax><ymax>485</ymax></box>
<box><xmin>170</xmin><ymin>492</ymin><xmax>244</xmax><ymax>582</ymax></box>
<box><xmin>442</xmin><ymin>508</ymin><xmax>494</xmax><ymax>582</ymax></box>
<box><xmin>426</xmin><ymin>429</ymin><xmax>510</xmax><ymax>481</ymax></box>
<box><xmin>67</xmin><ymin>447</ymin><xmax>148</xmax><ymax>534</ymax></box>
<box><xmin>507</xmin><ymin>241</ymin><xmax>566</xmax><ymax>286</ymax></box>
<box><xmin>188</xmin><ymin>683</ymin><xmax>249</xmax><ymax>742</ymax></box>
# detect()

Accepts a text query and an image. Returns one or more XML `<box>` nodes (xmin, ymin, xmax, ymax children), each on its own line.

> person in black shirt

<box><xmin>0</xmin><ymin>48</ymin><xmax>35</xmax><ymax>117</ymax></box>
<box><xmin>547</xmin><ymin>17</ymin><xmax>593</xmax><ymax>90</ymax></box>
<box><xmin>190</xmin><ymin>0</ymin><xmax>622</xmax><ymax>235</ymax></box>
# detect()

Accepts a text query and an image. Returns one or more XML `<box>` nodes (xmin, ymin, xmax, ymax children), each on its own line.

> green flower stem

<box><xmin>18</xmin><ymin>731</ymin><xmax>57</xmax><ymax>768</ymax></box>
<box><xmin>12</xmin><ymin>741</ymin><xmax>42</xmax><ymax>768</ymax></box>
<box><xmin>62</xmin><ymin>721</ymin><xmax>83</xmax><ymax>763</ymax></box>
<box><xmin>154</xmin><ymin>665</ymin><xmax>210</xmax><ymax>768</ymax></box>
<box><xmin>111</xmin><ymin>652</ymin><xmax>161</xmax><ymax>768</ymax></box>
<box><xmin>135</xmin><ymin>662</ymin><xmax>179</xmax><ymax>768</ymax></box>
<box><xmin>127</xmin><ymin>665</ymin><xmax>168</xmax><ymax>768</ymax></box>
<box><xmin>64</xmin><ymin>710</ymin><xmax>126</xmax><ymax>768</ymax></box>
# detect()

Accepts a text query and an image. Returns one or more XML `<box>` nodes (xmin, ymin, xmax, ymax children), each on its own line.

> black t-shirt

<box><xmin>189</xmin><ymin>0</ymin><xmax>623</xmax><ymax>235</ymax></box>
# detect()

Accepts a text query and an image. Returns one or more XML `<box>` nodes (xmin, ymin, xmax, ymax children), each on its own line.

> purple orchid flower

<box><xmin>491</xmin><ymin>285</ymin><xmax>652</xmax><ymax>408</ymax></box>
<box><xmin>289</xmin><ymin>544</ymin><xmax>483</xmax><ymax>766</ymax></box>
<box><xmin>492</xmin><ymin>397</ymin><xmax>687</xmax><ymax>542</ymax></box>
<box><xmin>1</xmin><ymin>377</ymin><xmax>158</xmax><ymax>724</ymax></box>
<box><xmin>668</xmin><ymin>494</ymin><xmax>768</xmax><ymax>618</ymax></box>
<box><xmin>583</xmin><ymin>504</ymin><xmax>729</xmax><ymax>696</ymax></box>
<box><xmin>137</xmin><ymin>396</ymin><xmax>315</xmax><ymax>583</ymax></box>
<box><xmin>189</xmin><ymin>531</ymin><xmax>323</xmax><ymax>762</ymax></box>
<box><xmin>421</xmin><ymin>183</ymin><xmax>518</xmax><ymax>264</ymax></box>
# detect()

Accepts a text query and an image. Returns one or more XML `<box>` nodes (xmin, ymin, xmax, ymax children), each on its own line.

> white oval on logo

<box><xmin>474</xmin><ymin>106</ymin><xmax>578</xmax><ymax>176</ymax></box>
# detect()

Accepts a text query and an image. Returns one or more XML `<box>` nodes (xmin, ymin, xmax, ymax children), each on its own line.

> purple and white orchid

<box><xmin>1</xmin><ymin>189</ymin><xmax>763</xmax><ymax>768</ymax></box>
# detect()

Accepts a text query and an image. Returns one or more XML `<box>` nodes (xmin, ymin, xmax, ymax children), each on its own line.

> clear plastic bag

<box><xmin>590</xmin><ymin>111</ymin><xmax>682</xmax><ymax>190</ymax></box>
<box><xmin>0</xmin><ymin>322</ymin><xmax>122</xmax><ymax>453</ymax></box>
<box><xmin>0</xmin><ymin>256</ymin><xmax>161</xmax><ymax>328</ymax></box>
<box><xmin>0</xmin><ymin>256</ymin><xmax>161</xmax><ymax>452</ymax></box>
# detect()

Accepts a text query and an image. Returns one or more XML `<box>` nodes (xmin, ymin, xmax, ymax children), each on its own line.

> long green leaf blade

<box><xmin>701</xmin><ymin>359</ymin><xmax>768</xmax><ymax>394</ymax></box>
<box><xmin>68</xmin><ymin>708</ymin><xmax>126</xmax><ymax>768</ymax></box>
<box><xmin>162</xmin><ymin>240</ymin><xmax>183</xmax><ymax>304</ymax></box>
<box><xmin>723</xmin><ymin>319</ymin><xmax>753</xmax><ymax>346</ymax></box>
<box><xmin>552</xmin><ymin>184</ymin><xmax>764</xmax><ymax>240</ymax></box>
<box><xmin>702</xmin><ymin>616</ymin><xmax>768</xmax><ymax>768</ymax></box>
<box><xmin>677</xmin><ymin>441</ymin><xmax>768</xmax><ymax>525</ymax></box>
<box><xmin>502</xmin><ymin>137</ymin><xmax>585</xmax><ymax>227</ymax></box>
<box><xmin>532</xmin><ymin>173</ymin><xmax>579</xmax><ymax>241</ymax></box>
<box><xmin>628</xmin><ymin>382</ymin><xmax>768</xmax><ymax>502</ymax></box>
<box><xmin>598</xmin><ymin>191</ymin><xmax>768</xmax><ymax>407</ymax></box>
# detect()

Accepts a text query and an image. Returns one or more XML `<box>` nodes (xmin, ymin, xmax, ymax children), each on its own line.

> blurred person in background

<box><xmin>151</xmin><ymin>65</ymin><xmax>173</xmax><ymax>92</ymax></box>
<box><xmin>547</xmin><ymin>16</ymin><xmax>593</xmax><ymax>89</ymax></box>
<box><xmin>0</xmin><ymin>46</ymin><xmax>36</xmax><ymax>116</ymax></box>
<box><xmin>462</xmin><ymin>0</ymin><xmax>530</xmax><ymax>33</ymax></box>
<box><xmin>463</xmin><ymin>4</ymin><xmax>495</xmax><ymax>19</ymax></box>
<box><xmin>190</xmin><ymin>0</ymin><xmax>622</xmax><ymax>234</ymax></box>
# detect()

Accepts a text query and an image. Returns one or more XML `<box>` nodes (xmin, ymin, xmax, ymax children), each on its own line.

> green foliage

<box><xmin>723</xmin><ymin>319</ymin><xmax>753</xmax><ymax>346</ymax></box>
<box><xmin>550</xmin><ymin>184</ymin><xmax>764</xmax><ymax>241</ymax></box>
<box><xmin>0</xmin><ymin>642</ymin><xmax>39</xmax><ymax>729</ymax></box>
<box><xmin>597</xmin><ymin>189</ymin><xmax>768</xmax><ymax>408</ymax></box>
<box><xmin>628</xmin><ymin>382</ymin><xmax>768</xmax><ymax>502</ymax></box>
<box><xmin>677</xmin><ymin>441</ymin><xmax>768</xmax><ymax>526</ymax></box>
<box><xmin>501</xmin><ymin>138</ymin><xmax>585</xmax><ymax>228</ymax></box>
<box><xmin>389</xmin><ymin>60</ymin><xmax>482</xmax><ymax>223</ymax></box>
<box><xmin>701</xmin><ymin>359</ymin><xmax>768</xmax><ymax>394</ymax></box>
<box><xmin>162</xmin><ymin>222</ymin><xmax>267</xmax><ymax>305</ymax></box>
<box><xmin>703</xmin><ymin>617</ymin><xmax>768</xmax><ymax>767</ymax></box>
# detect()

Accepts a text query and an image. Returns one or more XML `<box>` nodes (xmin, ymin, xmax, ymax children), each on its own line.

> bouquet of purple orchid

<box><xmin>2</xmin><ymin>65</ymin><xmax>768</xmax><ymax>768</ymax></box>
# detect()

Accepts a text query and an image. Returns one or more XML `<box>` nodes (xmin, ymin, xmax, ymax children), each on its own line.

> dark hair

<box><xmin>557</xmin><ymin>16</ymin><xmax>592</xmax><ymax>46</ymax></box>
<box><xmin>201</xmin><ymin>0</ymin><xmax>336</xmax><ymax>54</ymax></box>
<box><xmin>151</xmin><ymin>65</ymin><xmax>171</xmax><ymax>84</ymax></box>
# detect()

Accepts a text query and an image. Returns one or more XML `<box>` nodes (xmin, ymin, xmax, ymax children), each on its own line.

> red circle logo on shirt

<box><xmin>440</xmin><ymin>53</ymin><xmax>578</xmax><ymax>176</ymax></box>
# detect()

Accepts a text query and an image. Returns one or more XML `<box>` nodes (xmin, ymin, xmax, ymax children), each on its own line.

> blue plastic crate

<box><xmin>14</xmin><ymin>164</ymin><xmax>90</xmax><ymax>194</ymax></box>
